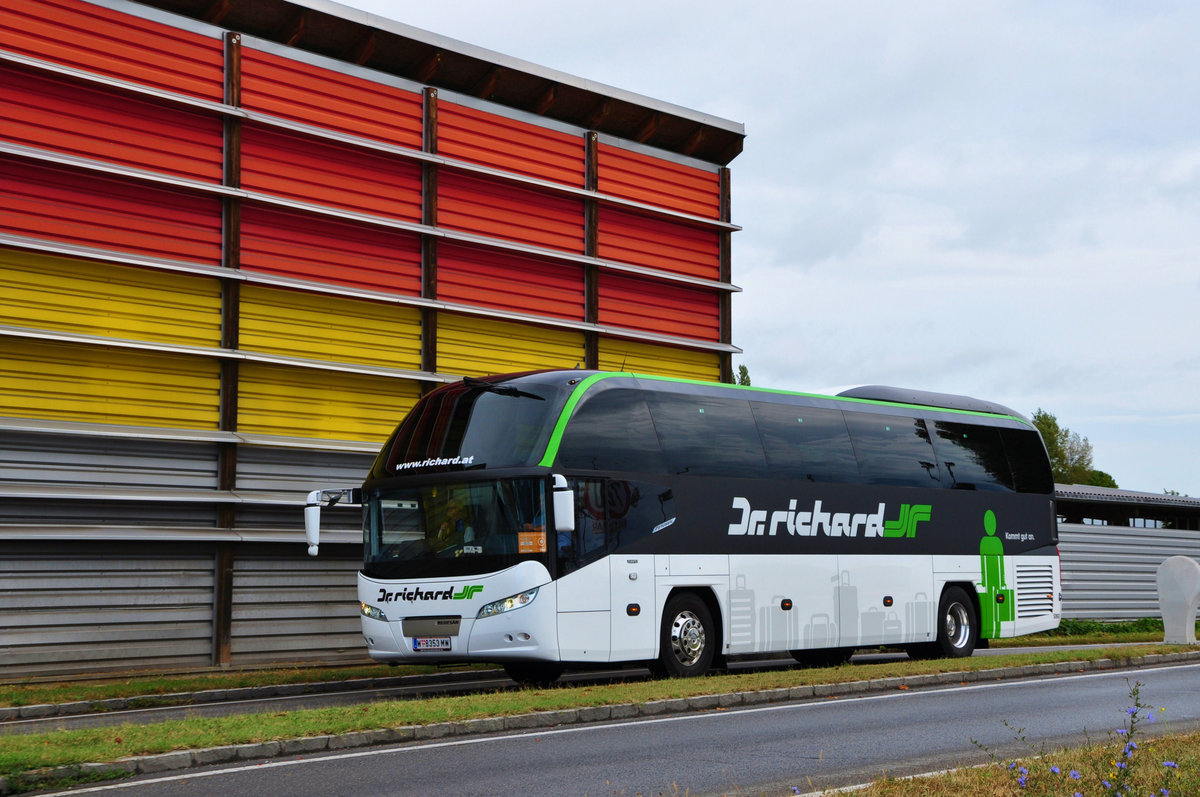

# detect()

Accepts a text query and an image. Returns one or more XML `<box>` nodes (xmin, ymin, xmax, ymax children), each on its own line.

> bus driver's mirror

<box><xmin>552</xmin><ymin>474</ymin><xmax>576</xmax><ymax>534</ymax></box>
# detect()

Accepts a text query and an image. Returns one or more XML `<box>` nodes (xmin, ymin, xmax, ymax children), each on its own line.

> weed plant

<box><xmin>845</xmin><ymin>681</ymin><xmax>1198</xmax><ymax>797</ymax></box>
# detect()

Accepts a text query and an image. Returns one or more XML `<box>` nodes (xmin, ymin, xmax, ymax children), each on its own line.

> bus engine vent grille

<box><xmin>1015</xmin><ymin>564</ymin><xmax>1055</xmax><ymax>618</ymax></box>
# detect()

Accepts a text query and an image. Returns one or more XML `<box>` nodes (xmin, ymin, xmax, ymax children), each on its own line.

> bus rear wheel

<box><xmin>503</xmin><ymin>661</ymin><xmax>563</xmax><ymax>686</ymax></box>
<box><xmin>653</xmin><ymin>593</ymin><xmax>715</xmax><ymax>678</ymax></box>
<box><xmin>933</xmin><ymin>586</ymin><xmax>977</xmax><ymax>658</ymax></box>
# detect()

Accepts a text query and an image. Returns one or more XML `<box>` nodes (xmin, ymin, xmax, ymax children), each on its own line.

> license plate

<box><xmin>412</xmin><ymin>636</ymin><xmax>451</xmax><ymax>652</ymax></box>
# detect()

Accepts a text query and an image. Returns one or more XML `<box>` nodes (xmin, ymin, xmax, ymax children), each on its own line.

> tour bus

<box><xmin>305</xmin><ymin>370</ymin><xmax>1061</xmax><ymax>684</ymax></box>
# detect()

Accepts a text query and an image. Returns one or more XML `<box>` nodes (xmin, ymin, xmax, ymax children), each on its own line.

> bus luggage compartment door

<box><xmin>610</xmin><ymin>556</ymin><xmax>655</xmax><ymax>661</ymax></box>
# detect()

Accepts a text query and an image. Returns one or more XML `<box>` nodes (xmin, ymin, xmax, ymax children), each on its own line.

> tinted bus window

<box><xmin>844</xmin><ymin>413</ymin><xmax>942</xmax><ymax>487</ymax></box>
<box><xmin>929</xmin><ymin>421</ymin><xmax>1015</xmax><ymax>491</ymax></box>
<box><xmin>1000</xmin><ymin>428</ymin><xmax>1055</xmax><ymax>494</ymax></box>
<box><xmin>751</xmin><ymin>402</ymin><xmax>860</xmax><ymax>483</ymax></box>
<box><xmin>645</xmin><ymin>392</ymin><xmax>768</xmax><ymax>477</ymax></box>
<box><xmin>558</xmin><ymin>389</ymin><xmax>666</xmax><ymax>473</ymax></box>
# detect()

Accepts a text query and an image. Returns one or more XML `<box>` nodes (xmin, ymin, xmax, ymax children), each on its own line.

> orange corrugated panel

<box><xmin>240</xmin><ymin>125</ymin><xmax>422</xmax><ymax>223</ymax></box>
<box><xmin>439</xmin><ymin>172</ymin><xmax>583</xmax><ymax>253</ymax></box>
<box><xmin>597</xmin><ymin>143</ymin><xmax>720</xmax><ymax>218</ymax></box>
<box><xmin>597</xmin><ymin>273</ymin><xmax>720</xmax><ymax>342</ymax></box>
<box><xmin>438</xmin><ymin>102</ymin><xmax>584</xmax><ymax>187</ymax></box>
<box><xmin>0</xmin><ymin>160</ymin><xmax>222</xmax><ymax>263</ymax></box>
<box><xmin>241</xmin><ymin>47</ymin><xmax>423</xmax><ymax>150</ymax></box>
<box><xmin>0</xmin><ymin>0</ymin><xmax>223</xmax><ymax>101</ymax></box>
<box><xmin>240</xmin><ymin>205</ymin><xmax>422</xmax><ymax>296</ymax></box>
<box><xmin>0</xmin><ymin>66</ymin><xmax>223</xmax><ymax>183</ymax></box>
<box><xmin>437</xmin><ymin>242</ymin><xmax>583</xmax><ymax>321</ymax></box>
<box><xmin>597</xmin><ymin>207</ymin><xmax>720</xmax><ymax>281</ymax></box>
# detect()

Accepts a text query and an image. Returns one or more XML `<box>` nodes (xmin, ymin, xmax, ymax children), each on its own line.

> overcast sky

<box><xmin>338</xmin><ymin>0</ymin><xmax>1199</xmax><ymax>496</ymax></box>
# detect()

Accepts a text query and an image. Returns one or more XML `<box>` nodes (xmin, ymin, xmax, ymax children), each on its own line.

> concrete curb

<box><xmin>5</xmin><ymin>651</ymin><xmax>1200</xmax><ymax>795</ymax></box>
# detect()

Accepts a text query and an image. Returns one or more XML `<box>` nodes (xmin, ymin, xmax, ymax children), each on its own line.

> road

<box><xmin>43</xmin><ymin>661</ymin><xmax>1200</xmax><ymax>797</ymax></box>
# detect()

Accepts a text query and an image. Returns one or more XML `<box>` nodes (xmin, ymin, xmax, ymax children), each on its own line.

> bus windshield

<box><xmin>371</xmin><ymin>377</ymin><xmax>572</xmax><ymax>478</ymax></box>
<box><xmin>363</xmin><ymin>477</ymin><xmax>550</xmax><ymax>579</ymax></box>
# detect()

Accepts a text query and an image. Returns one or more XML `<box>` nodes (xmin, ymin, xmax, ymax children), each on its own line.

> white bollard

<box><xmin>1156</xmin><ymin>555</ymin><xmax>1200</xmax><ymax>645</ymax></box>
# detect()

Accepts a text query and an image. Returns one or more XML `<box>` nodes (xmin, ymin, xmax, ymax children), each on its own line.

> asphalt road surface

<box><xmin>44</xmin><ymin>661</ymin><xmax>1200</xmax><ymax>797</ymax></box>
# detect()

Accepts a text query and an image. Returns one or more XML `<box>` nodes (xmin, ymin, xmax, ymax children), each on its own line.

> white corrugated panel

<box><xmin>1058</xmin><ymin>523</ymin><xmax>1200</xmax><ymax>620</ymax></box>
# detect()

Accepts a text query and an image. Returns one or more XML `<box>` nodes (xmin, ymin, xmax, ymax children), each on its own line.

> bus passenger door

<box><xmin>556</xmin><ymin>480</ymin><xmax>611</xmax><ymax>661</ymax></box>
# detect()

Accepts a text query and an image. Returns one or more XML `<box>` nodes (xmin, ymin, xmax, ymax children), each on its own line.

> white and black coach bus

<box><xmin>305</xmin><ymin>370</ymin><xmax>1061</xmax><ymax>684</ymax></box>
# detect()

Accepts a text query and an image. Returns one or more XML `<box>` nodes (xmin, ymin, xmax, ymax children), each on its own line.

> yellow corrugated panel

<box><xmin>437</xmin><ymin>315</ymin><xmax>585</xmax><ymax>377</ymax></box>
<box><xmin>0</xmin><ymin>339</ymin><xmax>220</xmax><ymax>428</ymax></box>
<box><xmin>598</xmin><ymin>338</ymin><xmax>721</xmax><ymax>382</ymax></box>
<box><xmin>239</xmin><ymin>286</ymin><xmax>422</xmax><ymax>370</ymax></box>
<box><xmin>0</xmin><ymin>249</ymin><xmax>221</xmax><ymax>346</ymax></box>
<box><xmin>237</xmin><ymin>363</ymin><xmax>419</xmax><ymax>442</ymax></box>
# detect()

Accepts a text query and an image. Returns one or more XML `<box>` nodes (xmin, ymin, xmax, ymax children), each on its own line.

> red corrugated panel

<box><xmin>0</xmin><ymin>65</ymin><xmax>223</xmax><ymax>183</ymax></box>
<box><xmin>437</xmin><ymin>242</ymin><xmax>583</xmax><ymax>321</ymax></box>
<box><xmin>438</xmin><ymin>102</ymin><xmax>584</xmax><ymax>187</ymax></box>
<box><xmin>0</xmin><ymin>0</ymin><xmax>223</xmax><ymax>101</ymax></box>
<box><xmin>240</xmin><ymin>205</ymin><xmax>422</xmax><ymax>296</ymax></box>
<box><xmin>439</xmin><ymin>172</ymin><xmax>583</xmax><ymax>253</ymax></box>
<box><xmin>241</xmin><ymin>125</ymin><xmax>421</xmax><ymax>223</ymax></box>
<box><xmin>598</xmin><ymin>273</ymin><xmax>720</xmax><ymax>341</ymax></box>
<box><xmin>0</xmin><ymin>159</ymin><xmax>222</xmax><ymax>263</ymax></box>
<box><xmin>241</xmin><ymin>47</ymin><xmax>423</xmax><ymax>150</ymax></box>
<box><xmin>597</xmin><ymin>143</ymin><xmax>720</xmax><ymax>218</ymax></box>
<box><xmin>597</xmin><ymin>207</ymin><xmax>720</xmax><ymax>281</ymax></box>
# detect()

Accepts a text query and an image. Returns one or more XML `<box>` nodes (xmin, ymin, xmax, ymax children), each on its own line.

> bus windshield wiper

<box><xmin>462</xmin><ymin>376</ymin><xmax>545</xmax><ymax>400</ymax></box>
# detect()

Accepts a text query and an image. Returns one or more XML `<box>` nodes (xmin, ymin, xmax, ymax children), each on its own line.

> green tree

<box><xmin>736</xmin><ymin>364</ymin><xmax>751</xmax><ymax>386</ymax></box>
<box><xmin>1031</xmin><ymin>408</ymin><xmax>1117</xmax><ymax>487</ymax></box>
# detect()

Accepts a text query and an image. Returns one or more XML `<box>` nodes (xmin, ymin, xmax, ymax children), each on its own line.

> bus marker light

<box><xmin>780</xmin><ymin>599</ymin><xmax>793</xmax><ymax>611</ymax></box>
<box><xmin>627</xmin><ymin>604</ymin><xmax>641</xmax><ymax>616</ymax></box>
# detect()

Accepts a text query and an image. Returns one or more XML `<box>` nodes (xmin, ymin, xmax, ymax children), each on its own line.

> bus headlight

<box><xmin>477</xmin><ymin>587</ymin><xmax>538</xmax><ymax>619</ymax></box>
<box><xmin>360</xmin><ymin>602</ymin><xmax>388</xmax><ymax>622</ymax></box>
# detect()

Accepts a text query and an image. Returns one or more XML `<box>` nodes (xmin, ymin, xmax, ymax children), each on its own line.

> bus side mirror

<box><xmin>552</xmin><ymin>474</ymin><xmax>575</xmax><ymax>534</ymax></box>
<box><xmin>304</xmin><ymin>488</ymin><xmax>362</xmax><ymax>556</ymax></box>
<box><xmin>305</xmin><ymin>490</ymin><xmax>323</xmax><ymax>556</ymax></box>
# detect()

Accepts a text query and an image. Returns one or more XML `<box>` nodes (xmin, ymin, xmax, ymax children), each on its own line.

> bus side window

<box><xmin>559</xmin><ymin>479</ymin><xmax>607</xmax><ymax>575</ymax></box>
<box><xmin>1000</xmin><ymin>428</ymin><xmax>1055</xmax><ymax>494</ymax></box>
<box><xmin>644</xmin><ymin>393</ymin><xmax>768</xmax><ymax>478</ymax></box>
<box><xmin>558</xmin><ymin>389</ymin><xmax>666</xmax><ymax>473</ymax></box>
<box><xmin>751</xmin><ymin>401</ymin><xmax>860</xmax><ymax>483</ymax></box>
<box><xmin>608</xmin><ymin>480</ymin><xmax>675</xmax><ymax>552</ymax></box>
<box><xmin>843</xmin><ymin>413</ymin><xmax>943</xmax><ymax>488</ymax></box>
<box><xmin>928</xmin><ymin>421</ymin><xmax>1015</xmax><ymax>491</ymax></box>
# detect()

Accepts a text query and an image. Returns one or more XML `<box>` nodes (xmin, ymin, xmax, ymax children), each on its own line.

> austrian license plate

<box><xmin>412</xmin><ymin>636</ymin><xmax>451</xmax><ymax>652</ymax></box>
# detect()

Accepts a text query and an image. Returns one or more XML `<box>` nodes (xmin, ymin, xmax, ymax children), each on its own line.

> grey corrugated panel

<box><xmin>1058</xmin><ymin>522</ymin><xmax>1200</xmax><ymax>620</ymax></box>
<box><xmin>0</xmin><ymin>431</ymin><xmax>220</xmax><ymax>489</ymax></box>
<box><xmin>235</xmin><ymin>503</ymin><xmax>361</xmax><ymax>532</ymax></box>
<box><xmin>0</xmin><ymin>499</ymin><xmax>220</xmax><ymax>526</ymax></box>
<box><xmin>0</xmin><ymin>541</ymin><xmax>216</xmax><ymax>677</ymax></box>
<box><xmin>236</xmin><ymin>445</ymin><xmax>373</xmax><ymax>492</ymax></box>
<box><xmin>228</xmin><ymin>547</ymin><xmax>364</xmax><ymax>666</ymax></box>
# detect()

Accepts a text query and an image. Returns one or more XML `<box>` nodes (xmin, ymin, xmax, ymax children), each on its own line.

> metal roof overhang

<box><xmin>131</xmin><ymin>0</ymin><xmax>746</xmax><ymax>166</ymax></box>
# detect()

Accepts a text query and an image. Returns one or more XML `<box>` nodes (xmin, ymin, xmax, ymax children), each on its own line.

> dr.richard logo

<box><xmin>727</xmin><ymin>497</ymin><xmax>931</xmax><ymax>538</ymax></box>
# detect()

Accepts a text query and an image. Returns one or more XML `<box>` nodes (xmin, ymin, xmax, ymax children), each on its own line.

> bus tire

<box><xmin>655</xmin><ymin>593</ymin><xmax>715</xmax><ymax>678</ymax></box>
<box><xmin>934</xmin><ymin>586</ymin><xmax>977</xmax><ymax>658</ymax></box>
<box><xmin>503</xmin><ymin>661</ymin><xmax>564</xmax><ymax>686</ymax></box>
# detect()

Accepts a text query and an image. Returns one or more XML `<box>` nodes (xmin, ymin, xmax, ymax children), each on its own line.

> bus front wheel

<box><xmin>653</xmin><ymin>593</ymin><xmax>716</xmax><ymax>678</ymax></box>
<box><xmin>933</xmin><ymin>586</ymin><xmax>977</xmax><ymax>658</ymax></box>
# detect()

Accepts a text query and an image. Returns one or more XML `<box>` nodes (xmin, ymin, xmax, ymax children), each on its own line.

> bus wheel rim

<box><xmin>945</xmin><ymin>601</ymin><xmax>971</xmax><ymax>649</ymax></box>
<box><xmin>670</xmin><ymin>610</ymin><xmax>705</xmax><ymax>665</ymax></box>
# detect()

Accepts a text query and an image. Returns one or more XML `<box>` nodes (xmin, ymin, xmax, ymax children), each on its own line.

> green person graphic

<box><xmin>978</xmin><ymin>509</ymin><xmax>1015</xmax><ymax>637</ymax></box>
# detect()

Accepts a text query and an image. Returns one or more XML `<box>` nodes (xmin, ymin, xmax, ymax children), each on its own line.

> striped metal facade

<box><xmin>0</xmin><ymin>0</ymin><xmax>742</xmax><ymax>676</ymax></box>
<box><xmin>1058</xmin><ymin>523</ymin><xmax>1200</xmax><ymax>620</ymax></box>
